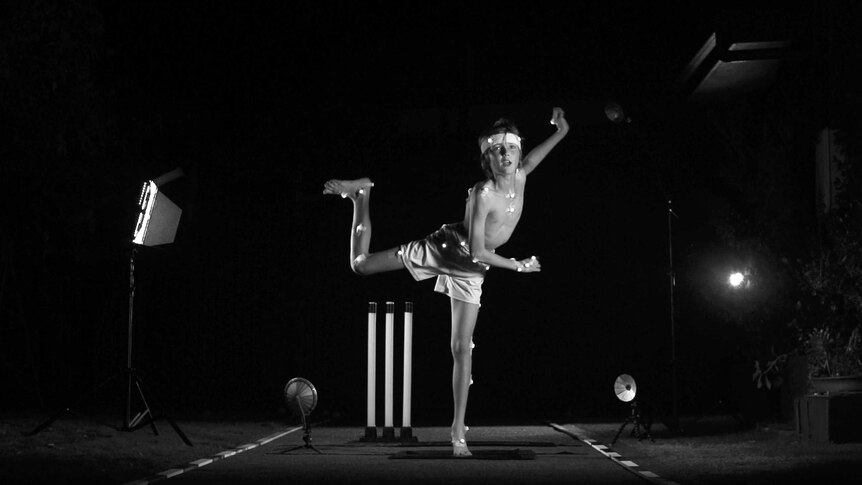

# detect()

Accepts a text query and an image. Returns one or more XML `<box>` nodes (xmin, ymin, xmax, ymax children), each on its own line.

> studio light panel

<box><xmin>132</xmin><ymin>180</ymin><xmax>182</xmax><ymax>247</ymax></box>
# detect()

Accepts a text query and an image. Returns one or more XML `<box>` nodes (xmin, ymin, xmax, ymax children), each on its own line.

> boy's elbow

<box><xmin>470</xmin><ymin>248</ymin><xmax>489</xmax><ymax>263</ymax></box>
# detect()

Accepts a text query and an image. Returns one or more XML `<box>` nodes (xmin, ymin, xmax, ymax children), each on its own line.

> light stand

<box><xmin>30</xmin><ymin>171</ymin><xmax>190</xmax><ymax>446</ymax></box>
<box><xmin>281</xmin><ymin>377</ymin><xmax>322</xmax><ymax>454</ymax></box>
<box><xmin>120</xmin><ymin>246</ymin><xmax>190</xmax><ymax>445</ymax></box>
<box><xmin>667</xmin><ymin>198</ymin><xmax>679</xmax><ymax>432</ymax></box>
<box><xmin>126</xmin><ymin>248</ymin><xmax>144</xmax><ymax>431</ymax></box>
<box><xmin>611</xmin><ymin>374</ymin><xmax>654</xmax><ymax>445</ymax></box>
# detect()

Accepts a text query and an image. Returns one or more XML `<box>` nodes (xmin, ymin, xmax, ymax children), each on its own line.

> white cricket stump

<box><xmin>382</xmin><ymin>301</ymin><xmax>395</xmax><ymax>440</ymax></box>
<box><xmin>399</xmin><ymin>301</ymin><xmax>417</xmax><ymax>442</ymax></box>
<box><xmin>359</xmin><ymin>301</ymin><xmax>418</xmax><ymax>443</ymax></box>
<box><xmin>362</xmin><ymin>302</ymin><xmax>377</xmax><ymax>441</ymax></box>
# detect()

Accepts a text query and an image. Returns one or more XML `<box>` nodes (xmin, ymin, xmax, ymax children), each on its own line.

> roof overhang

<box><xmin>678</xmin><ymin>31</ymin><xmax>791</xmax><ymax>101</ymax></box>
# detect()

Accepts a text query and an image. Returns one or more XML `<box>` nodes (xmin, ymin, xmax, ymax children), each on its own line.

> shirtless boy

<box><xmin>324</xmin><ymin>107</ymin><xmax>569</xmax><ymax>456</ymax></box>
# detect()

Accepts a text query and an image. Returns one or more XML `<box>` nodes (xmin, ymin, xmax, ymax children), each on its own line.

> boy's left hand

<box><xmin>550</xmin><ymin>107</ymin><xmax>569</xmax><ymax>133</ymax></box>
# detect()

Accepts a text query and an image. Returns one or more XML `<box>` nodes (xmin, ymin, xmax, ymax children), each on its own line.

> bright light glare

<box><xmin>728</xmin><ymin>272</ymin><xmax>745</xmax><ymax>287</ymax></box>
<box><xmin>133</xmin><ymin>181</ymin><xmax>158</xmax><ymax>245</ymax></box>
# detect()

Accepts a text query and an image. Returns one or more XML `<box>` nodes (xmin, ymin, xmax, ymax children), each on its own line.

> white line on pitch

<box><xmin>121</xmin><ymin>426</ymin><xmax>303</xmax><ymax>485</ymax></box>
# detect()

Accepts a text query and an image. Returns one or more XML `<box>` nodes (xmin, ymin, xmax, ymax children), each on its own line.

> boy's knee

<box><xmin>351</xmin><ymin>254</ymin><xmax>369</xmax><ymax>275</ymax></box>
<box><xmin>450</xmin><ymin>339</ymin><xmax>471</xmax><ymax>357</ymax></box>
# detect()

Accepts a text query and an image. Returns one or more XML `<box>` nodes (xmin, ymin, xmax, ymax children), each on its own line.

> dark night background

<box><xmin>1</xmin><ymin>1</ymin><xmax>860</xmax><ymax>428</ymax></box>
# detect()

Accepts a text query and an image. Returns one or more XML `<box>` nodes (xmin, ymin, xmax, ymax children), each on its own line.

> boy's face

<box><xmin>487</xmin><ymin>141</ymin><xmax>521</xmax><ymax>176</ymax></box>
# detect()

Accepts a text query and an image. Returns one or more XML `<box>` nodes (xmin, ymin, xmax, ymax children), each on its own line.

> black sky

<box><xmin>2</xmin><ymin>1</ymin><xmax>848</xmax><ymax>422</ymax></box>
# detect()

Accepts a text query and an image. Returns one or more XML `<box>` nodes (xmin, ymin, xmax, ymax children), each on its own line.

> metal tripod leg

<box><xmin>612</xmin><ymin>401</ymin><xmax>654</xmax><ymax>445</ymax></box>
<box><xmin>282</xmin><ymin>431</ymin><xmax>322</xmax><ymax>454</ymax></box>
<box><xmin>29</xmin><ymin>367</ymin><xmax>191</xmax><ymax>446</ymax></box>
<box><xmin>124</xmin><ymin>369</ymin><xmax>192</xmax><ymax>446</ymax></box>
<box><xmin>612</xmin><ymin>415</ymin><xmax>635</xmax><ymax>445</ymax></box>
<box><xmin>281</xmin><ymin>413</ymin><xmax>321</xmax><ymax>454</ymax></box>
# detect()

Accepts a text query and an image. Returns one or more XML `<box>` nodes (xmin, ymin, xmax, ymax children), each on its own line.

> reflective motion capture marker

<box><xmin>341</xmin><ymin>188</ymin><xmax>367</xmax><ymax>199</ymax></box>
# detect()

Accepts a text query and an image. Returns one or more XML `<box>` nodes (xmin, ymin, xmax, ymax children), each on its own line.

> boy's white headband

<box><xmin>480</xmin><ymin>132</ymin><xmax>522</xmax><ymax>153</ymax></box>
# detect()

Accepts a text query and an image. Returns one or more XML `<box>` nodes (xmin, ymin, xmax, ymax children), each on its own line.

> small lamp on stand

<box><xmin>612</xmin><ymin>373</ymin><xmax>654</xmax><ymax>445</ymax></box>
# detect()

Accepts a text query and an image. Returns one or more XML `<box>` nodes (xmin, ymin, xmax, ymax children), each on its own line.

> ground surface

<box><xmin>575</xmin><ymin>417</ymin><xmax>862</xmax><ymax>484</ymax></box>
<box><xmin>2</xmin><ymin>412</ymin><xmax>862</xmax><ymax>484</ymax></box>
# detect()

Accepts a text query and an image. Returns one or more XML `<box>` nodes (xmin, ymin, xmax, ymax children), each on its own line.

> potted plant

<box><xmin>803</xmin><ymin>325</ymin><xmax>862</xmax><ymax>393</ymax></box>
<box><xmin>796</xmin><ymin>202</ymin><xmax>862</xmax><ymax>394</ymax></box>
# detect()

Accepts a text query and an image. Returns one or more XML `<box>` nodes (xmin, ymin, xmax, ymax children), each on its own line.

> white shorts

<box><xmin>399</xmin><ymin>223</ymin><xmax>488</xmax><ymax>305</ymax></box>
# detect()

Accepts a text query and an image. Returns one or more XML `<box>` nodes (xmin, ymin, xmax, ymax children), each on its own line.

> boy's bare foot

<box><xmin>323</xmin><ymin>178</ymin><xmax>374</xmax><ymax>199</ymax></box>
<box><xmin>451</xmin><ymin>425</ymin><xmax>471</xmax><ymax>457</ymax></box>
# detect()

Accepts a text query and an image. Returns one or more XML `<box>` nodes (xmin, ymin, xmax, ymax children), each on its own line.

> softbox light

<box><xmin>29</xmin><ymin>168</ymin><xmax>191</xmax><ymax>445</ymax></box>
<box><xmin>132</xmin><ymin>179</ymin><xmax>182</xmax><ymax>247</ymax></box>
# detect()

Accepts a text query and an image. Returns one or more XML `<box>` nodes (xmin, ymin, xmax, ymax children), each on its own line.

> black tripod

<box><xmin>281</xmin><ymin>413</ymin><xmax>322</xmax><ymax>454</ymax></box>
<box><xmin>30</xmin><ymin>247</ymin><xmax>191</xmax><ymax>446</ymax></box>
<box><xmin>612</xmin><ymin>400</ymin><xmax>654</xmax><ymax>445</ymax></box>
